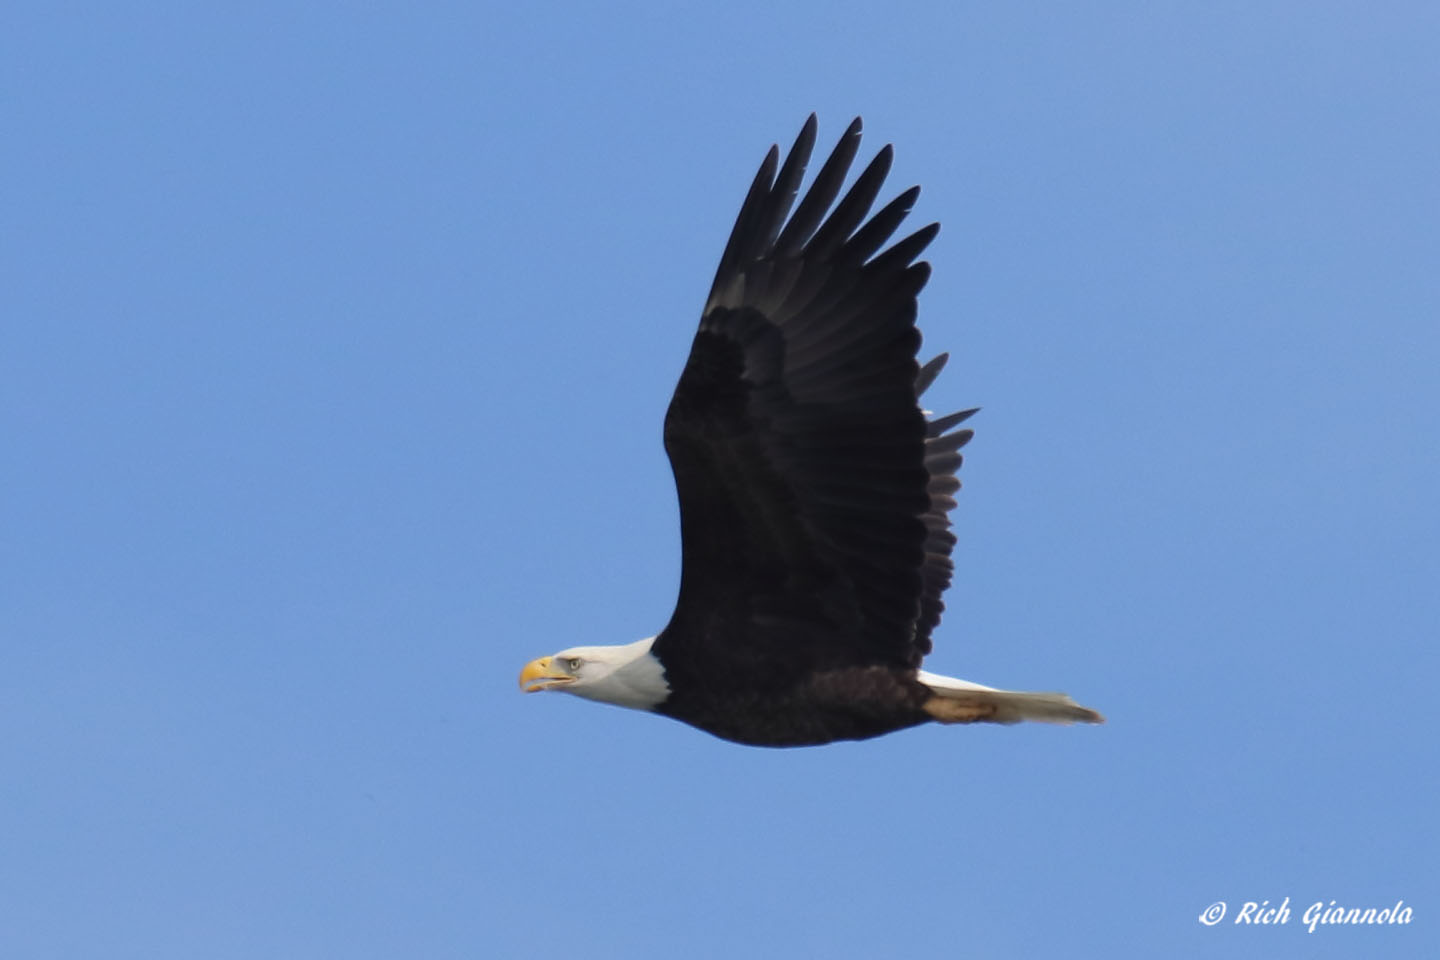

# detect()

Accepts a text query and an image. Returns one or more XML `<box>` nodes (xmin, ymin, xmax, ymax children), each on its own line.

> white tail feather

<box><xmin>917</xmin><ymin>669</ymin><xmax>1104</xmax><ymax>725</ymax></box>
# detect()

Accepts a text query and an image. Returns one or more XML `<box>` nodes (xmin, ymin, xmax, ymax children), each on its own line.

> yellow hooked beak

<box><xmin>519</xmin><ymin>656</ymin><xmax>575</xmax><ymax>693</ymax></box>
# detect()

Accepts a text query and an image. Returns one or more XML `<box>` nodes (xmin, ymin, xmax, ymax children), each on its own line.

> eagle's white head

<box><xmin>518</xmin><ymin>636</ymin><xmax>669</xmax><ymax>711</ymax></box>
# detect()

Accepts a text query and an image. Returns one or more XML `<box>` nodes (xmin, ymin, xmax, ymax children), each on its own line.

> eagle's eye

<box><xmin>565</xmin><ymin>657</ymin><xmax>583</xmax><ymax>673</ymax></box>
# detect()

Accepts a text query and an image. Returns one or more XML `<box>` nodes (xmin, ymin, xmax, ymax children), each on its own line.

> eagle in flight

<box><xmin>520</xmin><ymin>117</ymin><xmax>1103</xmax><ymax>746</ymax></box>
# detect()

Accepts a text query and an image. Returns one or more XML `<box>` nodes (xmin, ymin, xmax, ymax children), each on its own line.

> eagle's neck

<box><xmin>573</xmin><ymin>636</ymin><xmax>670</xmax><ymax>711</ymax></box>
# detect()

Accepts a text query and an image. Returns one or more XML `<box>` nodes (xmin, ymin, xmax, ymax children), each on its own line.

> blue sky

<box><xmin>3</xmin><ymin>3</ymin><xmax>1437</xmax><ymax>958</ymax></box>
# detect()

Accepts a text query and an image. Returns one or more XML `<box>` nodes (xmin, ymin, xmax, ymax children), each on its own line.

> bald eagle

<box><xmin>520</xmin><ymin>117</ymin><xmax>1102</xmax><ymax>746</ymax></box>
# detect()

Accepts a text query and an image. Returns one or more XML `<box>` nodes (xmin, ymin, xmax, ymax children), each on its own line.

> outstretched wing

<box><xmin>654</xmin><ymin>116</ymin><xmax>972</xmax><ymax>681</ymax></box>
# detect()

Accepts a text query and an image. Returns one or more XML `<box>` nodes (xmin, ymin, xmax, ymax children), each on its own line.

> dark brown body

<box><xmin>655</xmin><ymin>664</ymin><xmax>934</xmax><ymax>747</ymax></box>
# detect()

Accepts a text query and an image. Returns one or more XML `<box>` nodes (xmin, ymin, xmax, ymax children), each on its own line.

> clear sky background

<box><xmin>3</xmin><ymin>3</ymin><xmax>1437</xmax><ymax>958</ymax></box>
